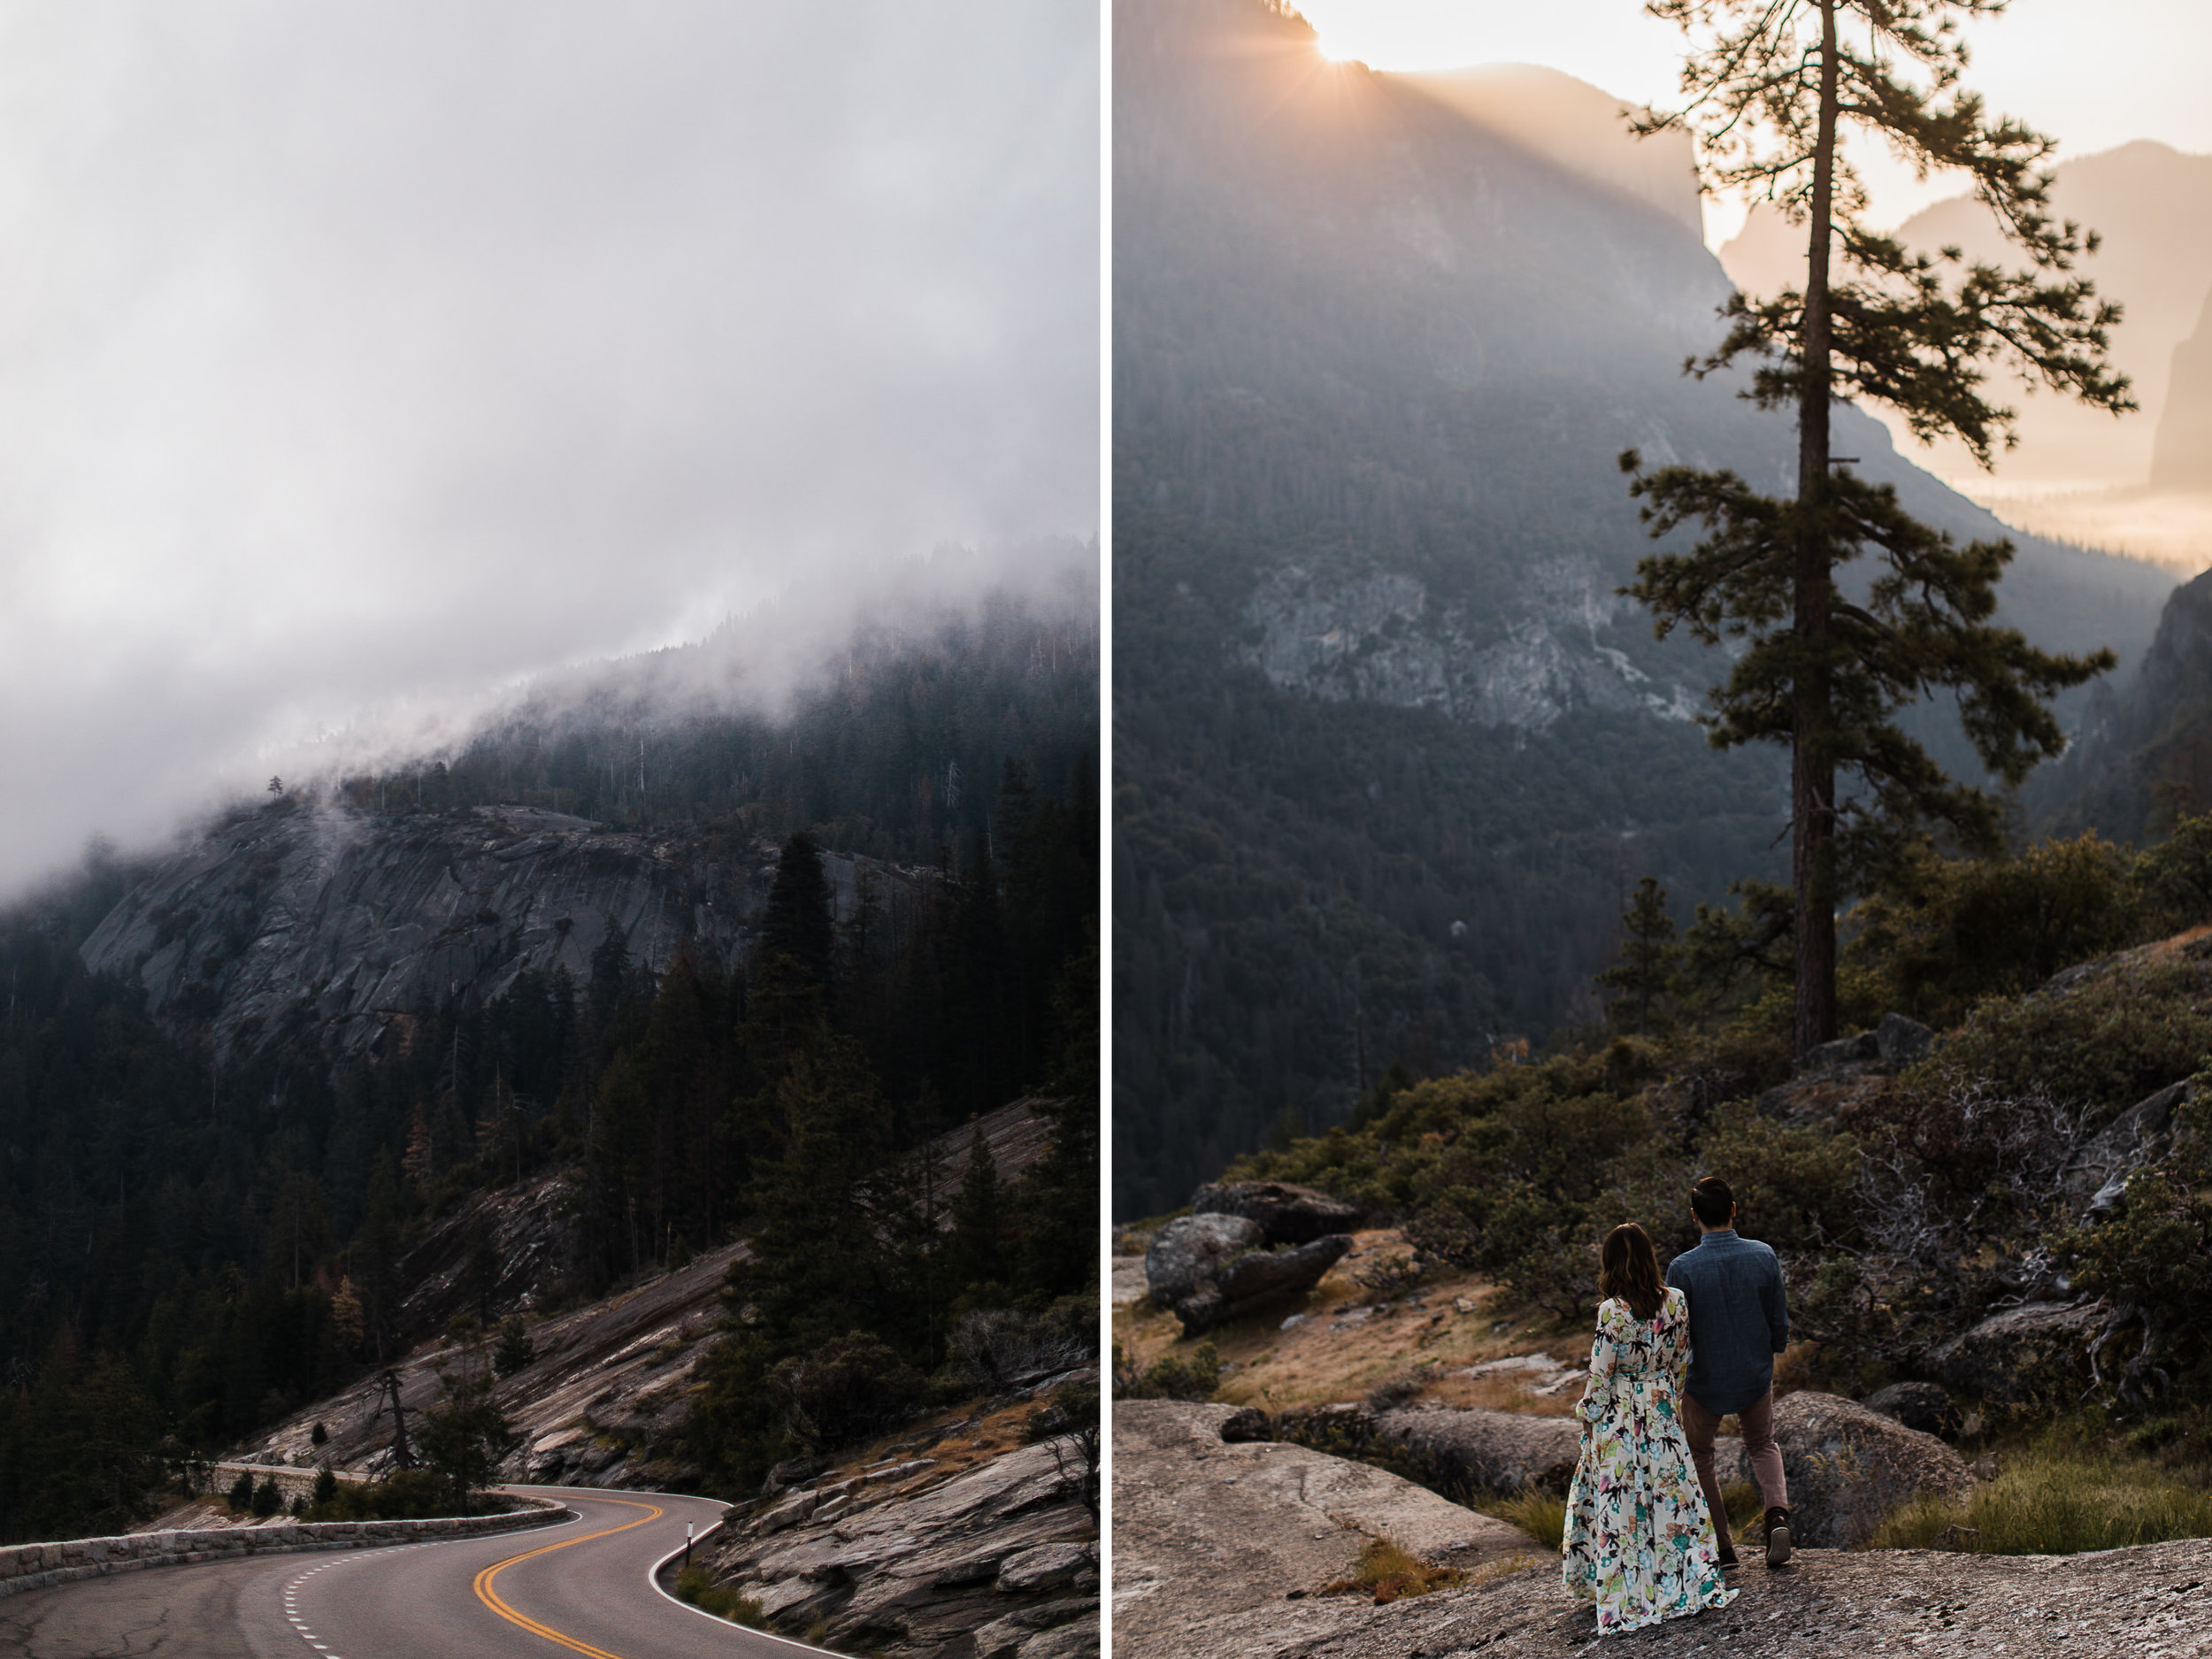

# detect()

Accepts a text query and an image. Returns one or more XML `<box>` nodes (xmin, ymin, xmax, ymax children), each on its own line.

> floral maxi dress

<box><xmin>1560</xmin><ymin>1287</ymin><xmax>1735</xmax><ymax>1635</ymax></box>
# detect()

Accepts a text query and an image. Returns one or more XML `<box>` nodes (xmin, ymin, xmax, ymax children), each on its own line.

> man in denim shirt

<box><xmin>1663</xmin><ymin>1175</ymin><xmax>1791</xmax><ymax>1568</ymax></box>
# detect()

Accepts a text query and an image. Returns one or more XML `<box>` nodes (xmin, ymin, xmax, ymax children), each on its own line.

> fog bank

<box><xmin>0</xmin><ymin>1</ymin><xmax>1098</xmax><ymax>899</ymax></box>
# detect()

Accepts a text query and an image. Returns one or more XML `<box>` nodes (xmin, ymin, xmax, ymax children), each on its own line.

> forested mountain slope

<box><xmin>1110</xmin><ymin>0</ymin><xmax>2177</xmax><ymax>1216</ymax></box>
<box><xmin>0</xmin><ymin>589</ymin><xmax>1098</xmax><ymax>1542</ymax></box>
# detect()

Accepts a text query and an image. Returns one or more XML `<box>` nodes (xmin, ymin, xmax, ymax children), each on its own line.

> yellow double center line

<box><xmin>472</xmin><ymin>1496</ymin><xmax>665</xmax><ymax>1658</ymax></box>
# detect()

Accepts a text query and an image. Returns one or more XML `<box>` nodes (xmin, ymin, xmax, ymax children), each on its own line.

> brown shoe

<box><xmin>1763</xmin><ymin>1506</ymin><xmax>1792</xmax><ymax>1568</ymax></box>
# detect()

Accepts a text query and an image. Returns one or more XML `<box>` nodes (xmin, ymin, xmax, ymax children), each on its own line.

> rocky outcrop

<box><xmin>1926</xmin><ymin>1300</ymin><xmax>2106</xmax><ymax>1406</ymax></box>
<box><xmin>1144</xmin><ymin>1216</ymin><xmax>1352</xmax><ymax>1333</ymax></box>
<box><xmin>1757</xmin><ymin>1012</ymin><xmax>1935</xmax><ymax>1121</ymax></box>
<box><xmin>2066</xmin><ymin>1079</ymin><xmax>2192</xmax><ymax>1216</ymax></box>
<box><xmin>701</xmin><ymin>1435</ymin><xmax>1097</xmax><ymax>1659</ymax></box>
<box><xmin>1372</xmin><ymin>1407</ymin><xmax>1582</xmax><ymax>1498</ymax></box>
<box><xmin>1145</xmin><ymin>1214</ymin><xmax>1266</xmax><ymax>1301</ymax></box>
<box><xmin>1275</xmin><ymin>1402</ymin><xmax>1583</xmax><ymax>1498</ymax></box>
<box><xmin>1752</xmin><ymin>1392</ymin><xmax>1973</xmax><ymax>1550</ymax></box>
<box><xmin>1859</xmin><ymin>1380</ymin><xmax>1963</xmax><ymax>1440</ymax></box>
<box><xmin>1188</xmin><ymin>1180</ymin><xmax>1364</xmax><ymax>1244</ymax></box>
<box><xmin>1113</xmin><ymin>1401</ymin><xmax>1538</xmax><ymax>1659</ymax></box>
<box><xmin>1116</xmin><ymin>1398</ymin><xmax>2212</xmax><ymax>1659</ymax></box>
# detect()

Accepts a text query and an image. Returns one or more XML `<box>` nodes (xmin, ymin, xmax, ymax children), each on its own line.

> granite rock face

<box><xmin>1372</xmin><ymin>1407</ymin><xmax>1583</xmax><ymax>1497</ymax></box>
<box><xmin>1115</xmin><ymin>1402</ymin><xmax>2212</xmax><ymax>1659</ymax></box>
<box><xmin>77</xmin><ymin>799</ymin><xmax>899</xmax><ymax>1064</ymax></box>
<box><xmin>232</xmin><ymin>1100</ymin><xmax>1060</xmax><ymax>1492</ymax></box>
<box><xmin>704</xmin><ymin>1437</ymin><xmax>1097</xmax><ymax>1659</ymax></box>
<box><xmin>1113</xmin><ymin>1401</ymin><xmax>1539</xmax><ymax>1659</ymax></box>
<box><xmin>1188</xmin><ymin>1180</ymin><xmax>1365</xmax><ymax>1244</ymax></box>
<box><xmin>1144</xmin><ymin>1214</ymin><xmax>1267</xmax><ymax>1305</ymax></box>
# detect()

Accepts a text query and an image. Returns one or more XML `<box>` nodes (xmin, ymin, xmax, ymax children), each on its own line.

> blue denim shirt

<box><xmin>1663</xmin><ymin>1229</ymin><xmax>1788</xmax><ymax>1417</ymax></box>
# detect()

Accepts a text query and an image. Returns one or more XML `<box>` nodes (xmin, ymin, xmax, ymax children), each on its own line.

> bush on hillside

<box><xmin>1112</xmin><ymin>1341</ymin><xmax>1220</xmax><ymax>1402</ymax></box>
<box><xmin>766</xmin><ymin>1332</ymin><xmax>920</xmax><ymax>1453</ymax></box>
<box><xmin>1847</xmin><ymin>835</ymin><xmax>2138</xmax><ymax>1025</ymax></box>
<box><xmin>2134</xmin><ymin>812</ymin><xmax>2212</xmax><ymax>937</ymax></box>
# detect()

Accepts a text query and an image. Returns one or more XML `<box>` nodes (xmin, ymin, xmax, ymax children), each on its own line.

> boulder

<box><xmin>1277</xmin><ymin>1403</ymin><xmax>1580</xmax><ymax>1497</ymax></box>
<box><xmin>1763</xmin><ymin>1390</ymin><xmax>1973</xmax><ymax>1549</ymax></box>
<box><xmin>1798</xmin><ymin>1029</ymin><xmax>1879</xmax><ymax>1075</ymax></box>
<box><xmin>1146</xmin><ymin>1217</ymin><xmax>1351</xmax><ymax>1333</ymax></box>
<box><xmin>1875</xmin><ymin>1011</ymin><xmax>1936</xmax><ymax>1068</ymax></box>
<box><xmin>1187</xmin><ymin>1180</ymin><xmax>1364</xmax><ymax>1244</ymax></box>
<box><xmin>2064</xmin><ymin>1080</ymin><xmax>2190</xmax><ymax>1216</ymax></box>
<box><xmin>1926</xmin><ymin>1300</ymin><xmax>2105</xmax><ymax>1405</ymax></box>
<box><xmin>1859</xmin><ymin>1379</ymin><xmax>1962</xmax><ymax>1440</ymax></box>
<box><xmin>1143</xmin><ymin>1215</ymin><xmax>1265</xmax><ymax>1306</ymax></box>
<box><xmin>1372</xmin><ymin>1406</ymin><xmax>1583</xmax><ymax>1496</ymax></box>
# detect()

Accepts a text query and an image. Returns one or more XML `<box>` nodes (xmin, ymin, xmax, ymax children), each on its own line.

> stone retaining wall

<box><xmin>0</xmin><ymin>1499</ymin><xmax>568</xmax><ymax>1601</ymax></box>
<box><xmin>190</xmin><ymin>1459</ymin><xmax>367</xmax><ymax>1502</ymax></box>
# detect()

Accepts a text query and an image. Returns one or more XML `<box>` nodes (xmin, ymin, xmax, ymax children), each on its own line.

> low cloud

<box><xmin>0</xmin><ymin>2</ymin><xmax>1098</xmax><ymax>898</ymax></box>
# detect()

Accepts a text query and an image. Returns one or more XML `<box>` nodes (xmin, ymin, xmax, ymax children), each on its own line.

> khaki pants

<box><xmin>1681</xmin><ymin>1386</ymin><xmax>1786</xmax><ymax>1552</ymax></box>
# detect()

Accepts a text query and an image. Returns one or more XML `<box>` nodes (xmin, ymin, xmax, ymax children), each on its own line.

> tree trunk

<box><xmin>1792</xmin><ymin>0</ymin><xmax>1843</xmax><ymax>1060</ymax></box>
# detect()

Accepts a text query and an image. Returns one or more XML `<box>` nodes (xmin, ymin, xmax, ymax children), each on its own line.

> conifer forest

<box><xmin>0</xmin><ymin>603</ymin><xmax>1099</xmax><ymax>1540</ymax></box>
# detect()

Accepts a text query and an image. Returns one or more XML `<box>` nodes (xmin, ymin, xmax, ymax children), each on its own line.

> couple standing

<box><xmin>1559</xmin><ymin>1176</ymin><xmax>1792</xmax><ymax>1636</ymax></box>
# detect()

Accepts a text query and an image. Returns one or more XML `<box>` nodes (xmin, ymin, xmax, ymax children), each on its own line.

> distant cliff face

<box><xmin>2152</xmin><ymin>282</ymin><xmax>2212</xmax><ymax>492</ymax></box>
<box><xmin>2044</xmin><ymin>565</ymin><xmax>2212</xmax><ymax>841</ymax></box>
<box><xmin>76</xmin><ymin>800</ymin><xmax>879</xmax><ymax>1058</ymax></box>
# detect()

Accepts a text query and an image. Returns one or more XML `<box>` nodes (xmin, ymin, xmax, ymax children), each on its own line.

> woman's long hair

<box><xmin>1597</xmin><ymin>1223</ymin><xmax>1667</xmax><ymax>1322</ymax></box>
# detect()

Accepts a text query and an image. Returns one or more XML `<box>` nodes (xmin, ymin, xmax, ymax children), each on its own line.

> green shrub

<box><xmin>674</xmin><ymin>1564</ymin><xmax>765</xmax><ymax>1626</ymax></box>
<box><xmin>1847</xmin><ymin>835</ymin><xmax>2139</xmax><ymax>1025</ymax></box>
<box><xmin>766</xmin><ymin>1331</ymin><xmax>920</xmax><ymax>1453</ymax></box>
<box><xmin>1928</xmin><ymin>956</ymin><xmax>2212</xmax><ymax>1122</ymax></box>
<box><xmin>226</xmin><ymin>1471</ymin><xmax>254</xmax><ymax>1512</ymax></box>
<box><xmin>1872</xmin><ymin>1441</ymin><xmax>2212</xmax><ymax>1555</ymax></box>
<box><xmin>1112</xmin><ymin>1341</ymin><xmax>1221</xmax><ymax>1402</ymax></box>
<box><xmin>494</xmin><ymin>1317</ymin><xmax>535</xmax><ymax>1377</ymax></box>
<box><xmin>1694</xmin><ymin>1106</ymin><xmax>1863</xmax><ymax>1257</ymax></box>
<box><xmin>250</xmin><ymin>1476</ymin><xmax>281</xmax><ymax>1518</ymax></box>
<box><xmin>2133</xmin><ymin>812</ymin><xmax>2212</xmax><ymax>936</ymax></box>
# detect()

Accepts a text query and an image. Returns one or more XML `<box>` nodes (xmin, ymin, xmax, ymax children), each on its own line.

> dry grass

<box><xmin>1320</xmin><ymin>1536</ymin><xmax>1464</xmax><ymax>1605</ymax></box>
<box><xmin>1489</xmin><ymin>1487</ymin><xmax>1567</xmax><ymax>1551</ymax></box>
<box><xmin>1871</xmin><ymin>1441</ymin><xmax>2212</xmax><ymax>1555</ymax></box>
<box><xmin>1111</xmin><ymin>1227</ymin><xmax>1587</xmax><ymax>1417</ymax></box>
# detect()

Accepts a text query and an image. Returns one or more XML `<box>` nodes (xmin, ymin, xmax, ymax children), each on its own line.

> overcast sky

<box><xmin>1296</xmin><ymin>0</ymin><xmax>2212</xmax><ymax>244</ymax></box>
<box><xmin>0</xmin><ymin>2</ymin><xmax>1097</xmax><ymax>899</ymax></box>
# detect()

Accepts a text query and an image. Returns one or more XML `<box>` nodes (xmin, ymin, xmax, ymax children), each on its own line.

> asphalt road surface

<box><xmin>0</xmin><ymin>1486</ymin><xmax>820</xmax><ymax>1659</ymax></box>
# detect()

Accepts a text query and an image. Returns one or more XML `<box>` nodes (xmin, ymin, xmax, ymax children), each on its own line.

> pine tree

<box><xmin>758</xmin><ymin>831</ymin><xmax>836</xmax><ymax>994</ymax></box>
<box><xmin>1595</xmin><ymin>877</ymin><xmax>1681</xmax><ymax>1036</ymax></box>
<box><xmin>1625</xmin><ymin>0</ymin><xmax>2131</xmax><ymax>1057</ymax></box>
<box><xmin>948</xmin><ymin>1122</ymin><xmax>1005</xmax><ymax>1294</ymax></box>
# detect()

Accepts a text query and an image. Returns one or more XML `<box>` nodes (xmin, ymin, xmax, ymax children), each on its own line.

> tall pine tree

<box><xmin>1624</xmin><ymin>0</ymin><xmax>2130</xmax><ymax>1056</ymax></box>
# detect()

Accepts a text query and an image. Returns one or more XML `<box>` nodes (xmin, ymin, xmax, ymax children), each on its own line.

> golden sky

<box><xmin>1293</xmin><ymin>0</ymin><xmax>2212</xmax><ymax>246</ymax></box>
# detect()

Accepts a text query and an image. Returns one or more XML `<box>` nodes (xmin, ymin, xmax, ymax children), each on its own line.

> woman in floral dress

<box><xmin>1561</xmin><ymin>1222</ymin><xmax>1735</xmax><ymax>1635</ymax></box>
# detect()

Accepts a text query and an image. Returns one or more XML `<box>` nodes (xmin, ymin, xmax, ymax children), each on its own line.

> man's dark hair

<box><xmin>1691</xmin><ymin>1176</ymin><xmax>1734</xmax><ymax>1227</ymax></box>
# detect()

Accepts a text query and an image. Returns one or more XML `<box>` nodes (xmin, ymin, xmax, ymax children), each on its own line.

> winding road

<box><xmin>0</xmin><ymin>1486</ymin><xmax>817</xmax><ymax>1659</ymax></box>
